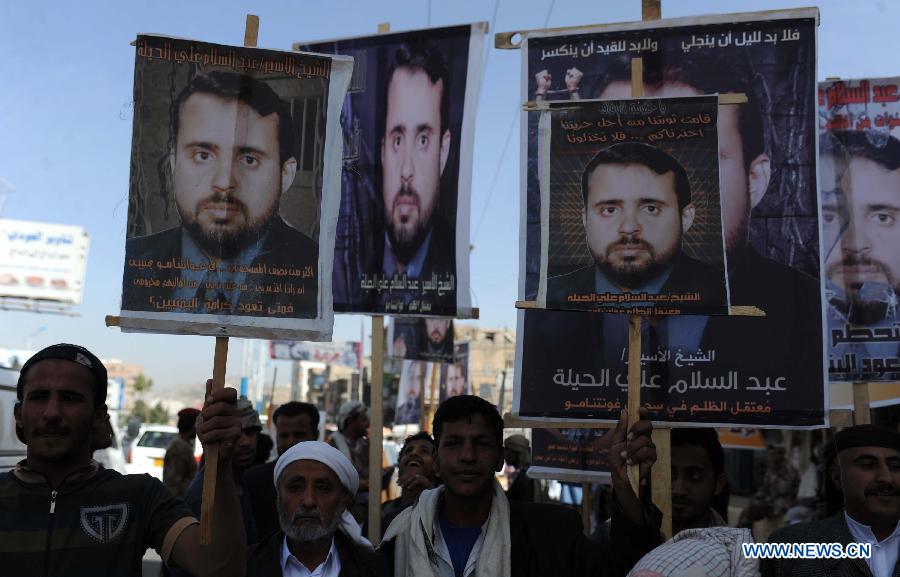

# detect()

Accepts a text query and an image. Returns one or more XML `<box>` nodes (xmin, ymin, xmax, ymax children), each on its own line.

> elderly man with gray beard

<box><xmin>246</xmin><ymin>441</ymin><xmax>389</xmax><ymax>577</ymax></box>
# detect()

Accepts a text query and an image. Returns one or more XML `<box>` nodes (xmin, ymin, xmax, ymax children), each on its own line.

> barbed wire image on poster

<box><xmin>300</xmin><ymin>24</ymin><xmax>486</xmax><ymax>317</ymax></box>
<box><xmin>537</xmin><ymin>96</ymin><xmax>728</xmax><ymax>315</ymax></box>
<box><xmin>387</xmin><ymin>316</ymin><xmax>455</xmax><ymax>363</ymax></box>
<box><xmin>819</xmin><ymin>77</ymin><xmax>900</xmax><ymax>382</ymax></box>
<box><xmin>513</xmin><ymin>9</ymin><xmax>826</xmax><ymax>428</ymax></box>
<box><xmin>119</xmin><ymin>35</ymin><xmax>352</xmax><ymax>340</ymax></box>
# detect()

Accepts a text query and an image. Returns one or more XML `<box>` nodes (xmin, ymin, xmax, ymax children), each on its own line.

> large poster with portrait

<box><xmin>537</xmin><ymin>96</ymin><xmax>728</xmax><ymax>315</ymax></box>
<box><xmin>819</xmin><ymin>77</ymin><xmax>900</xmax><ymax>382</ymax></box>
<box><xmin>396</xmin><ymin>359</ymin><xmax>431</xmax><ymax>425</ymax></box>
<box><xmin>514</xmin><ymin>9</ymin><xmax>827</xmax><ymax>427</ymax></box>
<box><xmin>387</xmin><ymin>317</ymin><xmax>454</xmax><ymax>363</ymax></box>
<box><xmin>119</xmin><ymin>35</ymin><xmax>351</xmax><ymax>339</ymax></box>
<box><xmin>299</xmin><ymin>24</ymin><xmax>486</xmax><ymax>317</ymax></box>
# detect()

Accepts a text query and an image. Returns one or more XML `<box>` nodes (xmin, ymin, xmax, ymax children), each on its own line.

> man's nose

<box><xmin>400</xmin><ymin>144</ymin><xmax>414</xmax><ymax>184</ymax></box>
<box><xmin>299</xmin><ymin>486</ymin><xmax>317</xmax><ymax>509</ymax></box>
<box><xmin>459</xmin><ymin>440</ymin><xmax>477</xmax><ymax>462</ymax></box>
<box><xmin>671</xmin><ymin>472</ymin><xmax>687</xmax><ymax>497</ymax></box>
<box><xmin>841</xmin><ymin>213</ymin><xmax>872</xmax><ymax>254</ymax></box>
<box><xmin>211</xmin><ymin>156</ymin><xmax>237</xmax><ymax>192</ymax></box>
<box><xmin>42</xmin><ymin>395</ymin><xmax>62</xmax><ymax>420</ymax></box>
<box><xmin>619</xmin><ymin>207</ymin><xmax>641</xmax><ymax>236</ymax></box>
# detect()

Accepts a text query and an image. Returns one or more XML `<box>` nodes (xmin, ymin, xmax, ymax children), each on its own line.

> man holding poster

<box><xmin>123</xmin><ymin>70</ymin><xmax>318</xmax><ymax>318</ymax></box>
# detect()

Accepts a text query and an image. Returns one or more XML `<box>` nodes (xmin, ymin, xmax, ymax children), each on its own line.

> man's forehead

<box><xmin>671</xmin><ymin>444</ymin><xmax>715</xmax><ymax>468</ymax></box>
<box><xmin>178</xmin><ymin>92</ymin><xmax>279</xmax><ymax>139</ymax></box>
<box><xmin>842</xmin><ymin>445</ymin><xmax>900</xmax><ymax>460</ymax></box>
<box><xmin>441</xmin><ymin>414</ymin><xmax>495</xmax><ymax>437</ymax></box>
<box><xmin>385</xmin><ymin>68</ymin><xmax>443</xmax><ymax>123</ymax></box>
<box><xmin>23</xmin><ymin>359</ymin><xmax>96</xmax><ymax>390</ymax></box>
<box><xmin>588</xmin><ymin>163</ymin><xmax>677</xmax><ymax>199</ymax></box>
<box><xmin>282</xmin><ymin>459</ymin><xmax>341</xmax><ymax>481</ymax></box>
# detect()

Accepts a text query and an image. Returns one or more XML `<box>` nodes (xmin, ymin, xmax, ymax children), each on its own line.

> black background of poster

<box><xmin>530</xmin><ymin>428</ymin><xmax>611</xmax><ymax>476</ymax></box>
<box><xmin>518</xmin><ymin>15</ymin><xmax>825</xmax><ymax>427</ymax></box>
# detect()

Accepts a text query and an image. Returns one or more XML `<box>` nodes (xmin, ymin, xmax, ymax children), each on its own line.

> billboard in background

<box><xmin>269</xmin><ymin>340</ymin><xmax>361</xmax><ymax>369</ymax></box>
<box><xmin>0</xmin><ymin>219</ymin><xmax>89</xmax><ymax>304</ymax></box>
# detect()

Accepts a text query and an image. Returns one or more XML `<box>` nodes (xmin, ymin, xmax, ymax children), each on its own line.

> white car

<box><xmin>126</xmin><ymin>425</ymin><xmax>201</xmax><ymax>480</ymax></box>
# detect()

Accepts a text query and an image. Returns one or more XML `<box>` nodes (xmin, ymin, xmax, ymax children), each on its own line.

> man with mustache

<box><xmin>763</xmin><ymin>425</ymin><xmax>900</xmax><ymax>577</ymax></box>
<box><xmin>821</xmin><ymin>131</ymin><xmax>900</xmax><ymax>380</ymax></box>
<box><xmin>176</xmin><ymin>398</ymin><xmax>262</xmax><ymax>562</ymax></box>
<box><xmin>418</xmin><ymin>317</ymin><xmax>453</xmax><ymax>360</ymax></box>
<box><xmin>246</xmin><ymin>441</ymin><xmax>389</xmax><ymax>576</ymax></box>
<box><xmin>4</xmin><ymin>344</ymin><xmax>247</xmax><ymax>577</ymax></box>
<box><xmin>546</xmin><ymin>142</ymin><xmax>727</xmax><ymax>312</ymax></box>
<box><xmin>122</xmin><ymin>70</ymin><xmax>318</xmax><ymax>317</ymax></box>
<box><xmin>375</xmin><ymin>41</ymin><xmax>456</xmax><ymax>313</ymax></box>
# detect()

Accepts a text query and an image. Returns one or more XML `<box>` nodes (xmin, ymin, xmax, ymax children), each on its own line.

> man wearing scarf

<box><xmin>247</xmin><ymin>441</ymin><xmax>389</xmax><ymax>577</ymax></box>
<box><xmin>763</xmin><ymin>425</ymin><xmax>900</xmax><ymax>577</ymax></box>
<box><xmin>380</xmin><ymin>395</ymin><xmax>661</xmax><ymax>577</ymax></box>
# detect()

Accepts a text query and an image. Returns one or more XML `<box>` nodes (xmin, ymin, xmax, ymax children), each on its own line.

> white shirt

<box><xmin>280</xmin><ymin>537</ymin><xmax>341</xmax><ymax>577</ymax></box>
<box><xmin>845</xmin><ymin>512</ymin><xmax>900</xmax><ymax>577</ymax></box>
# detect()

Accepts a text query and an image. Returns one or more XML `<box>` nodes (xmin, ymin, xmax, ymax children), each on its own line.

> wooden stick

<box><xmin>853</xmin><ymin>382</ymin><xmax>871</xmax><ymax>425</ymax></box>
<box><xmin>650</xmin><ymin>429</ymin><xmax>672</xmax><ymax>538</ymax></box>
<box><xmin>200</xmin><ymin>335</ymin><xmax>230</xmax><ymax>544</ymax></box>
<box><xmin>428</xmin><ymin>361</ymin><xmax>439</xmax><ymax>431</ymax></box>
<box><xmin>642</xmin><ymin>0</ymin><xmax>661</xmax><ymax>20</ymax></box>
<box><xmin>626</xmin><ymin>315</ymin><xmax>642</xmax><ymax>494</ymax></box>
<box><xmin>368</xmin><ymin>315</ymin><xmax>385</xmax><ymax>544</ymax></box>
<box><xmin>199</xmin><ymin>13</ymin><xmax>257</xmax><ymax>546</ymax></box>
<box><xmin>581</xmin><ymin>482</ymin><xmax>592</xmax><ymax>534</ymax></box>
<box><xmin>419</xmin><ymin>363</ymin><xmax>427</xmax><ymax>431</ymax></box>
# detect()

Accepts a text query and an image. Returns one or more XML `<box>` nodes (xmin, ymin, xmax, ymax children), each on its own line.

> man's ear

<box><xmin>14</xmin><ymin>402</ymin><xmax>26</xmax><ymax>445</ymax></box>
<box><xmin>714</xmin><ymin>472</ymin><xmax>727</xmax><ymax>496</ymax></box>
<box><xmin>439</xmin><ymin>129</ymin><xmax>451</xmax><ymax>176</ymax></box>
<box><xmin>280</xmin><ymin>158</ymin><xmax>298</xmax><ymax>195</ymax></box>
<box><xmin>747</xmin><ymin>153</ymin><xmax>771</xmax><ymax>209</ymax></box>
<box><xmin>680</xmin><ymin>203</ymin><xmax>696</xmax><ymax>234</ymax></box>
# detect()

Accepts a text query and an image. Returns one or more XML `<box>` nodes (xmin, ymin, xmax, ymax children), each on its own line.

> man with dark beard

<box><xmin>546</xmin><ymin>142</ymin><xmax>726</xmax><ymax>312</ymax></box>
<box><xmin>821</xmin><ymin>131</ymin><xmax>900</xmax><ymax>381</ymax></box>
<box><xmin>247</xmin><ymin>441</ymin><xmax>389</xmax><ymax>576</ymax></box>
<box><xmin>376</xmin><ymin>41</ymin><xmax>456</xmax><ymax>313</ymax></box>
<box><xmin>122</xmin><ymin>70</ymin><xmax>318</xmax><ymax>318</ymax></box>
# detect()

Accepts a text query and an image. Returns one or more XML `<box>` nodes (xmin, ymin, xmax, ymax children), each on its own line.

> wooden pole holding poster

<box><xmin>198</xmin><ymin>14</ymin><xmax>257</xmax><ymax>544</ymax></box>
<box><xmin>853</xmin><ymin>382</ymin><xmax>872</xmax><ymax>425</ymax></box>
<box><xmin>428</xmin><ymin>361</ymin><xmax>439</xmax><ymax>431</ymax></box>
<box><xmin>366</xmin><ymin>22</ymin><xmax>391</xmax><ymax>545</ymax></box>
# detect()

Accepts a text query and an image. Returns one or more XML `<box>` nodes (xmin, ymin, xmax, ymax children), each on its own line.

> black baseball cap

<box><xmin>17</xmin><ymin>343</ymin><xmax>108</xmax><ymax>407</ymax></box>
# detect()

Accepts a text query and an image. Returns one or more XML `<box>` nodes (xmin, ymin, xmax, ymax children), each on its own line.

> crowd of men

<box><xmin>6</xmin><ymin>343</ymin><xmax>900</xmax><ymax>577</ymax></box>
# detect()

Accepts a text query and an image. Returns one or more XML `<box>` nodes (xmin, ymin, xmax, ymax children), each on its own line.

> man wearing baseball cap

<box><xmin>763</xmin><ymin>425</ymin><xmax>900</xmax><ymax>577</ymax></box>
<box><xmin>178</xmin><ymin>398</ymin><xmax>263</xmax><ymax>552</ymax></box>
<box><xmin>3</xmin><ymin>343</ymin><xmax>246</xmax><ymax>577</ymax></box>
<box><xmin>246</xmin><ymin>440</ymin><xmax>389</xmax><ymax>576</ymax></box>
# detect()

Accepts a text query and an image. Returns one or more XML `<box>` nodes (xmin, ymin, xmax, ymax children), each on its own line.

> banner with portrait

<box><xmin>527</xmin><ymin>428</ymin><xmax>612</xmax><ymax>482</ymax></box>
<box><xmin>513</xmin><ymin>9</ymin><xmax>827</xmax><ymax>427</ymax></box>
<box><xmin>387</xmin><ymin>317</ymin><xmax>455</xmax><ymax>363</ymax></box>
<box><xmin>299</xmin><ymin>24</ymin><xmax>486</xmax><ymax>318</ymax></box>
<box><xmin>819</xmin><ymin>77</ymin><xmax>900</xmax><ymax>382</ymax></box>
<box><xmin>440</xmin><ymin>341</ymin><xmax>470</xmax><ymax>401</ymax></box>
<box><xmin>119</xmin><ymin>35</ymin><xmax>352</xmax><ymax>339</ymax></box>
<box><xmin>395</xmin><ymin>359</ymin><xmax>430</xmax><ymax>425</ymax></box>
<box><xmin>536</xmin><ymin>96</ymin><xmax>728</xmax><ymax>315</ymax></box>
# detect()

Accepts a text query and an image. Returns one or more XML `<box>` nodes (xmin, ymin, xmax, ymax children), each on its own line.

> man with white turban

<box><xmin>246</xmin><ymin>441</ymin><xmax>389</xmax><ymax>577</ymax></box>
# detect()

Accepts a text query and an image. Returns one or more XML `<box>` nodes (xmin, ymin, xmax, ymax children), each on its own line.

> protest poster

<box><xmin>269</xmin><ymin>340</ymin><xmax>361</xmax><ymax>369</ymax></box>
<box><xmin>537</xmin><ymin>96</ymin><xmax>728</xmax><ymax>315</ymax></box>
<box><xmin>298</xmin><ymin>24</ymin><xmax>486</xmax><ymax>317</ymax></box>
<box><xmin>527</xmin><ymin>428</ymin><xmax>612</xmax><ymax>482</ymax></box>
<box><xmin>395</xmin><ymin>359</ymin><xmax>430</xmax><ymax>425</ymax></box>
<box><xmin>118</xmin><ymin>35</ymin><xmax>352</xmax><ymax>339</ymax></box>
<box><xmin>818</xmin><ymin>77</ymin><xmax>900</xmax><ymax>382</ymax></box>
<box><xmin>513</xmin><ymin>9</ymin><xmax>826</xmax><ymax>427</ymax></box>
<box><xmin>387</xmin><ymin>317</ymin><xmax>455</xmax><ymax>363</ymax></box>
<box><xmin>440</xmin><ymin>341</ymin><xmax>470</xmax><ymax>401</ymax></box>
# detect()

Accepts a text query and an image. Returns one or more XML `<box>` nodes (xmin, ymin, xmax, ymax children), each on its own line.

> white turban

<box><xmin>273</xmin><ymin>441</ymin><xmax>372</xmax><ymax>550</ymax></box>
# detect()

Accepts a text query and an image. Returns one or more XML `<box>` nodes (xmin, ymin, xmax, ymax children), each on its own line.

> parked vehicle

<box><xmin>0</xmin><ymin>367</ymin><xmax>27</xmax><ymax>473</ymax></box>
<box><xmin>125</xmin><ymin>424</ymin><xmax>201</xmax><ymax>480</ymax></box>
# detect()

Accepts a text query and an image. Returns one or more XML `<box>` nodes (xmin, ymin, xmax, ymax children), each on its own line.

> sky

<box><xmin>1</xmin><ymin>0</ymin><xmax>899</xmax><ymax>399</ymax></box>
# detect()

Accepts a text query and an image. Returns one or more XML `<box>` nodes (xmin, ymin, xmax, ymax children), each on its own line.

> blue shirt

<box><xmin>438</xmin><ymin>517</ymin><xmax>482</xmax><ymax>577</ymax></box>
